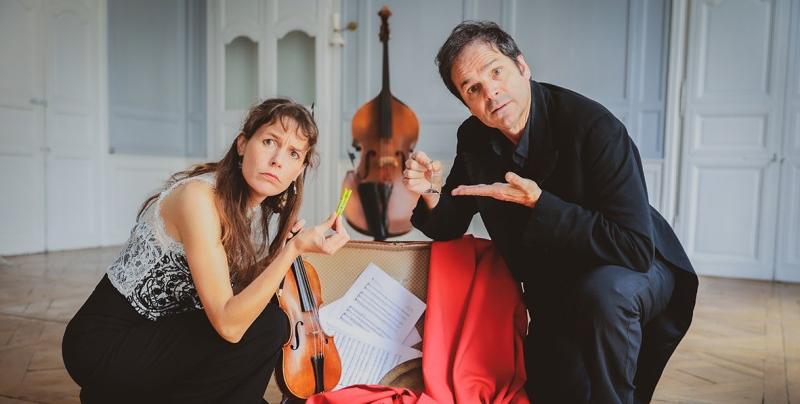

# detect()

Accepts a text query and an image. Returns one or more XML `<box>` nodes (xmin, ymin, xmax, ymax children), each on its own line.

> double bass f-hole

<box><xmin>361</xmin><ymin>150</ymin><xmax>377</xmax><ymax>178</ymax></box>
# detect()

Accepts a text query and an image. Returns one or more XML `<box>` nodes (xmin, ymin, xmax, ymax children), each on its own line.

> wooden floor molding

<box><xmin>0</xmin><ymin>247</ymin><xmax>797</xmax><ymax>403</ymax></box>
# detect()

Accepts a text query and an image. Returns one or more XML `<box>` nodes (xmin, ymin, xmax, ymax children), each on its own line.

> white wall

<box><xmin>108</xmin><ymin>0</ymin><xmax>206</xmax><ymax>157</ymax></box>
<box><xmin>102</xmin><ymin>0</ymin><xmax>208</xmax><ymax>245</ymax></box>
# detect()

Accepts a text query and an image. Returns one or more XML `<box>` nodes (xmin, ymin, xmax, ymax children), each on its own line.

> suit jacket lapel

<box><xmin>526</xmin><ymin>81</ymin><xmax>559</xmax><ymax>186</ymax></box>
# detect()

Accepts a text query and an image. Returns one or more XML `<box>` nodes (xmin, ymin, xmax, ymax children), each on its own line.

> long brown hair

<box><xmin>138</xmin><ymin>98</ymin><xmax>319</xmax><ymax>292</ymax></box>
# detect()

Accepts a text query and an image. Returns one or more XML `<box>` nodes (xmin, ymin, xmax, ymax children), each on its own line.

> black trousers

<box><xmin>524</xmin><ymin>257</ymin><xmax>676</xmax><ymax>404</ymax></box>
<box><xmin>62</xmin><ymin>275</ymin><xmax>289</xmax><ymax>404</ymax></box>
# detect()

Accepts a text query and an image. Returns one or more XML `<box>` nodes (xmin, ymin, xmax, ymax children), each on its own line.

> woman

<box><xmin>62</xmin><ymin>98</ymin><xmax>349</xmax><ymax>403</ymax></box>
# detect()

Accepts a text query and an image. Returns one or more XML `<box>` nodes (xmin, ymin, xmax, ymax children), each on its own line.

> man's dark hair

<box><xmin>436</xmin><ymin>21</ymin><xmax>523</xmax><ymax>101</ymax></box>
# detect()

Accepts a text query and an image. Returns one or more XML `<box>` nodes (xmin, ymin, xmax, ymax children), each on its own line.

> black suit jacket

<box><xmin>411</xmin><ymin>80</ymin><xmax>698</xmax><ymax>400</ymax></box>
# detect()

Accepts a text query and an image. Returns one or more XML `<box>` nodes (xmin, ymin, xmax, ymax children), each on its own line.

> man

<box><xmin>402</xmin><ymin>21</ymin><xmax>698</xmax><ymax>404</ymax></box>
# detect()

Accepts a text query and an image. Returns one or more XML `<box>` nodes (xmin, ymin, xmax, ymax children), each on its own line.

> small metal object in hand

<box><xmin>423</xmin><ymin>185</ymin><xmax>440</xmax><ymax>194</ymax></box>
<box><xmin>423</xmin><ymin>171</ymin><xmax>443</xmax><ymax>194</ymax></box>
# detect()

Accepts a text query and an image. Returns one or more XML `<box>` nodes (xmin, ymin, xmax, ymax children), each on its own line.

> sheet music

<box><xmin>325</xmin><ymin>317</ymin><xmax>422</xmax><ymax>389</ymax></box>
<box><xmin>321</xmin><ymin>299</ymin><xmax>423</xmax><ymax>348</ymax></box>
<box><xmin>322</xmin><ymin>262</ymin><xmax>426</xmax><ymax>343</ymax></box>
<box><xmin>402</xmin><ymin>326</ymin><xmax>422</xmax><ymax>347</ymax></box>
<box><xmin>318</xmin><ymin>263</ymin><xmax>427</xmax><ymax>388</ymax></box>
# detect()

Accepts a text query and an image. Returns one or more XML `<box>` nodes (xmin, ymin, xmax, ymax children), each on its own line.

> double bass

<box><xmin>275</xmin><ymin>255</ymin><xmax>341</xmax><ymax>400</ymax></box>
<box><xmin>342</xmin><ymin>5</ymin><xmax>419</xmax><ymax>241</ymax></box>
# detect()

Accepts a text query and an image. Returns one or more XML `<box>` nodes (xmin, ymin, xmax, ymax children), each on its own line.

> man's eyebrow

<box><xmin>459</xmin><ymin>58</ymin><xmax>498</xmax><ymax>89</ymax></box>
<box><xmin>481</xmin><ymin>58</ymin><xmax>498</xmax><ymax>73</ymax></box>
<box><xmin>459</xmin><ymin>78</ymin><xmax>471</xmax><ymax>89</ymax></box>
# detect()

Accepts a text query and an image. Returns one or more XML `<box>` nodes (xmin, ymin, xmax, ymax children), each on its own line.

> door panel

<box><xmin>44</xmin><ymin>0</ymin><xmax>99</xmax><ymax>250</ymax></box>
<box><xmin>698</xmin><ymin>0</ymin><xmax>773</xmax><ymax>96</ymax></box>
<box><xmin>776</xmin><ymin>0</ymin><xmax>800</xmax><ymax>281</ymax></box>
<box><xmin>680</xmin><ymin>0</ymin><xmax>789</xmax><ymax>279</ymax></box>
<box><xmin>686</xmin><ymin>160</ymin><xmax>779</xmax><ymax>278</ymax></box>
<box><xmin>776</xmin><ymin>162</ymin><xmax>800</xmax><ymax>280</ymax></box>
<box><xmin>0</xmin><ymin>0</ymin><xmax>46</xmax><ymax>254</ymax></box>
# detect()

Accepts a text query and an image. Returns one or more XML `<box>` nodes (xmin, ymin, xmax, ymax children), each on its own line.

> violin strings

<box><xmin>297</xmin><ymin>257</ymin><xmax>324</xmax><ymax>358</ymax></box>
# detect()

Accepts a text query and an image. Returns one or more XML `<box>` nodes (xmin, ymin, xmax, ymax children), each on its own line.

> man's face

<box><xmin>450</xmin><ymin>41</ymin><xmax>532</xmax><ymax>138</ymax></box>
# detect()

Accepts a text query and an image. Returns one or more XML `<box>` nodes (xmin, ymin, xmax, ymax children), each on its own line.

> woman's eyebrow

<box><xmin>264</xmin><ymin>131</ymin><xmax>283</xmax><ymax>139</ymax></box>
<box><xmin>289</xmin><ymin>142</ymin><xmax>309</xmax><ymax>152</ymax></box>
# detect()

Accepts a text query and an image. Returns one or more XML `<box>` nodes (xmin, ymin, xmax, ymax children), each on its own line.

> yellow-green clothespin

<box><xmin>336</xmin><ymin>188</ymin><xmax>352</xmax><ymax>216</ymax></box>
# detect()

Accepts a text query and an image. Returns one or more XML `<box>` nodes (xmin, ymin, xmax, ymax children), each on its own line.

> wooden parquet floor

<box><xmin>0</xmin><ymin>247</ymin><xmax>797</xmax><ymax>403</ymax></box>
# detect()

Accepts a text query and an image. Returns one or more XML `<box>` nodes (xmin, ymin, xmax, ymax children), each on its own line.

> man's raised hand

<box><xmin>402</xmin><ymin>151</ymin><xmax>443</xmax><ymax>195</ymax></box>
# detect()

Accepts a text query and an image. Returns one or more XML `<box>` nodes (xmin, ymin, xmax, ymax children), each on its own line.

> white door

<box><xmin>776</xmin><ymin>0</ymin><xmax>800</xmax><ymax>282</ymax></box>
<box><xmin>0</xmin><ymin>0</ymin><xmax>47</xmax><ymax>255</ymax></box>
<box><xmin>679</xmin><ymin>0</ymin><xmax>791</xmax><ymax>279</ymax></box>
<box><xmin>43</xmin><ymin>0</ymin><xmax>99</xmax><ymax>250</ymax></box>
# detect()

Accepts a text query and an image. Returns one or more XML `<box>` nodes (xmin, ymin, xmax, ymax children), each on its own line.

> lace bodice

<box><xmin>106</xmin><ymin>172</ymin><xmax>266</xmax><ymax>321</ymax></box>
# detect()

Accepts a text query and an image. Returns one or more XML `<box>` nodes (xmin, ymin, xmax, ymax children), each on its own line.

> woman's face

<box><xmin>237</xmin><ymin>118</ymin><xmax>310</xmax><ymax>204</ymax></box>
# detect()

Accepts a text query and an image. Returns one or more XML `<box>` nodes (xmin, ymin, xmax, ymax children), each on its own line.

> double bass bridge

<box><xmin>377</xmin><ymin>155</ymin><xmax>401</xmax><ymax>168</ymax></box>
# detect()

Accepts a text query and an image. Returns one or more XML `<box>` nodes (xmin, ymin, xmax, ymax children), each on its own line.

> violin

<box><xmin>275</xmin><ymin>255</ymin><xmax>341</xmax><ymax>400</ymax></box>
<box><xmin>342</xmin><ymin>5</ymin><xmax>419</xmax><ymax>241</ymax></box>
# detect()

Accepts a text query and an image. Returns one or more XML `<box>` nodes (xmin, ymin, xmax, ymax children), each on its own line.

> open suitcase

<box><xmin>265</xmin><ymin>241</ymin><xmax>431</xmax><ymax>401</ymax></box>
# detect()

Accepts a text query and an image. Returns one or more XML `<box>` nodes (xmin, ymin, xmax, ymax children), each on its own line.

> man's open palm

<box><xmin>451</xmin><ymin>172</ymin><xmax>542</xmax><ymax>208</ymax></box>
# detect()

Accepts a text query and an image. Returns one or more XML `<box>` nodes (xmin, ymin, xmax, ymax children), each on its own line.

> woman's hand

<box><xmin>288</xmin><ymin>213</ymin><xmax>350</xmax><ymax>256</ymax></box>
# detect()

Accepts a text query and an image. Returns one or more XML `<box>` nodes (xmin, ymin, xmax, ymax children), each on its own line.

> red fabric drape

<box><xmin>306</xmin><ymin>236</ymin><xmax>529</xmax><ymax>404</ymax></box>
